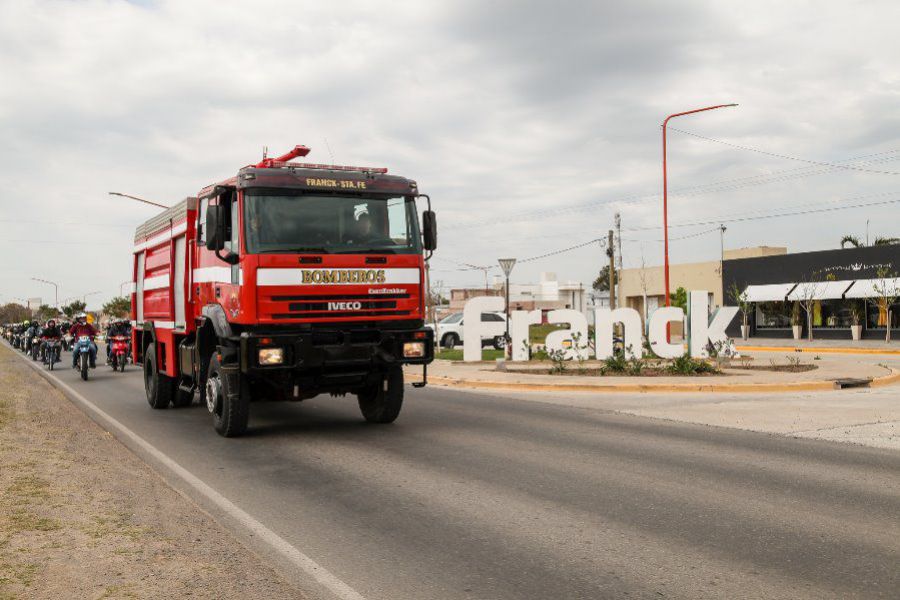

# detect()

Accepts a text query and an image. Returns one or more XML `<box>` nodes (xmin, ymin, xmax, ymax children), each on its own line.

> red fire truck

<box><xmin>130</xmin><ymin>145</ymin><xmax>436</xmax><ymax>437</ymax></box>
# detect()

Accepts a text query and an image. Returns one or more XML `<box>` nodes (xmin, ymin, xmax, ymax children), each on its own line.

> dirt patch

<box><xmin>0</xmin><ymin>345</ymin><xmax>304</xmax><ymax>599</ymax></box>
<box><xmin>729</xmin><ymin>364</ymin><xmax>817</xmax><ymax>373</ymax></box>
<box><xmin>504</xmin><ymin>368</ymin><xmax>722</xmax><ymax>377</ymax></box>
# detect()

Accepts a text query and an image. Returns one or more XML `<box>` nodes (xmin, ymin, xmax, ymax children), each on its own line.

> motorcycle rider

<box><xmin>69</xmin><ymin>313</ymin><xmax>98</xmax><ymax>369</ymax></box>
<box><xmin>106</xmin><ymin>318</ymin><xmax>131</xmax><ymax>363</ymax></box>
<box><xmin>24</xmin><ymin>321</ymin><xmax>38</xmax><ymax>354</ymax></box>
<box><xmin>40</xmin><ymin>319</ymin><xmax>62</xmax><ymax>365</ymax></box>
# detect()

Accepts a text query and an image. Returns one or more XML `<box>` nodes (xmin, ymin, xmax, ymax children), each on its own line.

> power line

<box><xmin>668</xmin><ymin>127</ymin><xmax>900</xmax><ymax>175</ymax></box>
<box><xmin>624</xmin><ymin>194</ymin><xmax>900</xmax><ymax>232</ymax></box>
<box><xmin>519</xmin><ymin>237</ymin><xmax>606</xmax><ymax>264</ymax></box>
<box><xmin>445</xmin><ymin>148</ymin><xmax>900</xmax><ymax>232</ymax></box>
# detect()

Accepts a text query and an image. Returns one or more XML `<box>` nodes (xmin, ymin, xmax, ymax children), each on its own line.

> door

<box><xmin>173</xmin><ymin>237</ymin><xmax>186</xmax><ymax>328</ymax></box>
<box><xmin>136</xmin><ymin>252</ymin><xmax>146</xmax><ymax>323</ymax></box>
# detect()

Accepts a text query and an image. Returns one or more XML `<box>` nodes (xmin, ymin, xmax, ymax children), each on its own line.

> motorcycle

<box><xmin>43</xmin><ymin>338</ymin><xmax>62</xmax><ymax>371</ymax></box>
<box><xmin>109</xmin><ymin>335</ymin><xmax>129</xmax><ymax>372</ymax></box>
<box><xmin>30</xmin><ymin>336</ymin><xmax>41</xmax><ymax>361</ymax></box>
<box><xmin>73</xmin><ymin>335</ymin><xmax>94</xmax><ymax>381</ymax></box>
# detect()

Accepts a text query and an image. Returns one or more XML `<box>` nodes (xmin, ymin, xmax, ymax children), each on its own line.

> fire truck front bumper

<box><xmin>239</xmin><ymin>326</ymin><xmax>434</xmax><ymax>378</ymax></box>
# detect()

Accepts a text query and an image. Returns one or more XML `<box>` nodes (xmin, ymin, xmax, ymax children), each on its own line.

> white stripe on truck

<box><xmin>143</xmin><ymin>275</ymin><xmax>169</xmax><ymax>291</ymax></box>
<box><xmin>257</xmin><ymin>268</ymin><xmax>420</xmax><ymax>287</ymax></box>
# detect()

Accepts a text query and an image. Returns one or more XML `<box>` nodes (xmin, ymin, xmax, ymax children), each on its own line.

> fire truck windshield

<box><xmin>244</xmin><ymin>192</ymin><xmax>422</xmax><ymax>255</ymax></box>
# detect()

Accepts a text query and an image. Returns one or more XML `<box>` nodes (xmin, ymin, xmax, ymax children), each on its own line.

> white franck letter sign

<box><xmin>461</xmin><ymin>290</ymin><xmax>738</xmax><ymax>362</ymax></box>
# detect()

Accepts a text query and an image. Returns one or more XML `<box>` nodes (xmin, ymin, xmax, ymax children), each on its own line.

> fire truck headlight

<box><xmin>403</xmin><ymin>341</ymin><xmax>425</xmax><ymax>358</ymax></box>
<box><xmin>258</xmin><ymin>348</ymin><xmax>284</xmax><ymax>365</ymax></box>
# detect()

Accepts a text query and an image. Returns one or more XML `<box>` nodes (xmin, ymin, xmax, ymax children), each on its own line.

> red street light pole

<box><xmin>662</xmin><ymin>104</ymin><xmax>737</xmax><ymax>318</ymax></box>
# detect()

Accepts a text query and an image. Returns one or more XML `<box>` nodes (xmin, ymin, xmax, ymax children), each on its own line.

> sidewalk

<box><xmin>736</xmin><ymin>337</ymin><xmax>900</xmax><ymax>354</ymax></box>
<box><xmin>413</xmin><ymin>352</ymin><xmax>900</xmax><ymax>393</ymax></box>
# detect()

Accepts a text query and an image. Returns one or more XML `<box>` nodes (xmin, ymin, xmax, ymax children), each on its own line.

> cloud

<box><xmin>1</xmin><ymin>0</ymin><xmax>899</xmax><ymax>305</ymax></box>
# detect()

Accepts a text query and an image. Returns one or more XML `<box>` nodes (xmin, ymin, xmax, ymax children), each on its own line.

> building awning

<box><xmin>786</xmin><ymin>280</ymin><xmax>856</xmax><ymax>301</ymax></box>
<box><xmin>843</xmin><ymin>277</ymin><xmax>900</xmax><ymax>299</ymax></box>
<box><xmin>742</xmin><ymin>283</ymin><xmax>797</xmax><ymax>302</ymax></box>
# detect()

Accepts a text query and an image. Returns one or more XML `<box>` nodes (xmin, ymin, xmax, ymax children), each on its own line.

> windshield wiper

<box><xmin>260</xmin><ymin>247</ymin><xmax>330</xmax><ymax>254</ymax></box>
<box><xmin>335</xmin><ymin>247</ymin><xmax>398</xmax><ymax>254</ymax></box>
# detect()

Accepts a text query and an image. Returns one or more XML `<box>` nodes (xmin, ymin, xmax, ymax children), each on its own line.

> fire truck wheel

<box><xmin>357</xmin><ymin>366</ymin><xmax>404</xmax><ymax>424</ymax></box>
<box><xmin>144</xmin><ymin>342</ymin><xmax>174</xmax><ymax>409</ymax></box>
<box><xmin>207</xmin><ymin>355</ymin><xmax>249</xmax><ymax>438</ymax></box>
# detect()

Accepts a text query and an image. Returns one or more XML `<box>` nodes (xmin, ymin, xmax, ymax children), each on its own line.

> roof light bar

<box><xmin>283</xmin><ymin>162</ymin><xmax>389</xmax><ymax>174</ymax></box>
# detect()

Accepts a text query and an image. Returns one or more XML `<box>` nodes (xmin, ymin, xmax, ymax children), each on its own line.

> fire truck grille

<box><xmin>262</xmin><ymin>293</ymin><xmax>415</xmax><ymax>321</ymax></box>
<box><xmin>272</xmin><ymin>310</ymin><xmax>411</xmax><ymax>320</ymax></box>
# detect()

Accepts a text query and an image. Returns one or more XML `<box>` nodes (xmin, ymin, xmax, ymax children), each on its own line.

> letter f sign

<box><xmin>688</xmin><ymin>290</ymin><xmax>738</xmax><ymax>358</ymax></box>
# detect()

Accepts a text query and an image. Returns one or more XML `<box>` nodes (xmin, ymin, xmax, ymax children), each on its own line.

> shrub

<box><xmin>666</xmin><ymin>353</ymin><xmax>718</xmax><ymax>375</ymax></box>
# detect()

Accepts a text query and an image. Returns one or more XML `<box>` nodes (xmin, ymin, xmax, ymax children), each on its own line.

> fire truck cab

<box><xmin>131</xmin><ymin>146</ymin><xmax>436</xmax><ymax>437</ymax></box>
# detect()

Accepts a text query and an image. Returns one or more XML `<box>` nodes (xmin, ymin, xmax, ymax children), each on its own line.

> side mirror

<box><xmin>205</xmin><ymin>205</ymin><xmax>226</xmax><ymax>251</ymax></box>
<box><xmin>422</xmin><ymin>210</ymin><xmax>437</xmax><ymax>251</ymax></box>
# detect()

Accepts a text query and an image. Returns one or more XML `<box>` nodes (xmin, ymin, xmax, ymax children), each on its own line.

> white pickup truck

<box><xmin>426</xmin><ymin>312</ymin><xmax>507</xmax><ymax>350</ymax></box>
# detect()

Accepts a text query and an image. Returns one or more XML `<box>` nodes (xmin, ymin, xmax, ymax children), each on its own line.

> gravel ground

<box><xmin>0</xmin><ymin>345</ymin><xmax>305</xmax><ymax>599</ymax></box>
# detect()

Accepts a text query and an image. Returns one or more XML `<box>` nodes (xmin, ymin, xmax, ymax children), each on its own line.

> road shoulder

<box><xmin>0</xmin><ymin>345</ymin><xmax>304</xmax><ymax>599</ymax></box>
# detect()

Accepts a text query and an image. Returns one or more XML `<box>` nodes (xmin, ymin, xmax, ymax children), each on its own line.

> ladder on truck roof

<box><xmin>134</xmin><ymin>197</ymin><xmax>197</xmax><ymax>241</ymax></box>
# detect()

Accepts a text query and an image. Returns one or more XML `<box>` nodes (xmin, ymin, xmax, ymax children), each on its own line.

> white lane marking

<box><xmin>7</xmin><ymin>344</ymin><xmax>366</xmax><ymax>600</ymax></box>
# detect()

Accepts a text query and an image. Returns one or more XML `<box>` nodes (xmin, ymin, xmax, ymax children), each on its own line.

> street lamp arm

<box><xmin>662</xmin><ymin>104</ymin><xmax>738</xmax><ymax>127</ymax></box>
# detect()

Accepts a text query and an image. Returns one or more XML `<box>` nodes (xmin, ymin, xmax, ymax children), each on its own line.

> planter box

<box><xmin>851</xmin><ymin>325</ymin><xmax>863</xmax><ymax>341</ymax></box>
<box><xmin>792</xmin><ymin>325</ymin><xmax>802</xmax><ymax>340</ymax></box>
<box><xmin>740</xmin><ymin>325</ymin><xmax>750</xmax><ymax>340</ymax></box>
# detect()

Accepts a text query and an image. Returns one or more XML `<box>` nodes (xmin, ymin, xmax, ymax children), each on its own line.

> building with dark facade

<box><xmin>723</xmin><ymin>245</ymin><xmax>900</xmax><ymax>339</ymax></box>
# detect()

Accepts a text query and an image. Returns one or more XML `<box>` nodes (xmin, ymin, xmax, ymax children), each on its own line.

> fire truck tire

<box><xmin>143</xmin><ymin>342</ymin><xmax>174</xmax><ymax>409</ymax></box>
<box><xmin>207</xmin><ymin>355</ymin><xmax>249</xmax><ymax>438</ymax></box>
<box><xmin>357</xmin><ymin>366</ymin><xmax>404</xmax><ymax>424</ymax></box>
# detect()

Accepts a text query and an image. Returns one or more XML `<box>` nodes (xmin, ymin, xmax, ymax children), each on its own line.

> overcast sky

<box><xmin>2</xmin><ymin>0</ymin><xmax>899</xmax><ymax>308</ymax></box>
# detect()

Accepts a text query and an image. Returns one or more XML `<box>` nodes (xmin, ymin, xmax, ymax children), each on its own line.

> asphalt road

<box><xmin>14</xmin><ymin>347</ymin><xmax>900</xmax><ymax>599</ymax></box>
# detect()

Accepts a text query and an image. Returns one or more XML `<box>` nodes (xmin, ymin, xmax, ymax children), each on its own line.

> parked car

<box><xmin>426</xmin><ymin>312</ymin><xmax>507</xmax><ymax>350</ymax></box>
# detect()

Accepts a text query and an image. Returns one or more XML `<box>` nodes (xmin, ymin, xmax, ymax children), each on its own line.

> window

<box><xmin>198</xmin><ymin>198</ymin><xmax>209</xmax><ymax>244</ymax></box>
<box><xmin>755</xmin><ymin>302</ymin><xmax>791</xmax><ymax>329</ymax></box>
<box><xmin>440</xmin><ymin>313</ymin><xmax>463</xmax><ymax>324</ymax></box>
<box><xmin>243</xmin><ymin>192</ymin><xmax>421</xmax><ymax>254</ymax></box>
<box><xmin>482</xmin><ymin>313</ymin><xmax>504</xmax><ymax>322</ymax></box>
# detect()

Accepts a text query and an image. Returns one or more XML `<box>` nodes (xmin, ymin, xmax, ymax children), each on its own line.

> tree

<box><xmin>102</xmin><ymin>296</ymin><xmax>131</xmax><ymax>319</ymax></box>
<box><xmin>0</xmin><ymin>302</ymin><xmax>30</xmax><ymax>323</ymax></box>
<box><xmin>592</xmin><ymin>265</ymin><xmax>617</xmax><ymax>292</ymax></box>
<box><xmin>793</xmin><ymin>272</ymin><xmax>827</xmax><ymax>341</ymax></box>
<box><xmin>841</xmin><ymin>235</ymin><xmax>862</xmax><ymax>249</ymax></box>
<box><xmin>33</xmin><ymin>304</ymin><xmax>58</xmax><ymax>322</ymax></box>
<box><xmin>870</xmin><ymin>266</ymin><xmax>899</xmax><ymax>343</ymax></box>
<box><xmin>874</xmin><ymin>236</ymin><xmax>900</xmax><ymax>246</ymax></box>
<box><xmin>61</xmin><ymin>300</ymin><xmax>87</xmax><ymax>319</ymax></box>
<box><xmin>840</xmin><ymin>234</ymin><xmax>898</xmax><ymax>248</ymax></box>
<box><xmin>728</xmin><ymin>281</ymin><xmax>752</xmax><ymax>334</ymax></box>
<box><xmin>669</xmin><ymin>286</ymin><xmax>688</xmax><ymax>312</ymax></box>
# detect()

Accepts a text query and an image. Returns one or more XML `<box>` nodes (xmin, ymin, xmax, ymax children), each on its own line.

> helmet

<box><xmin>23</xmin><ymin>320</ymin><xmax>30</xmax><ymax>325</ymax></box>
<box><xmin>47</xmin><ymin>319</ymin><xmax>56</xmax><ymax>327</ymax></box>
<box><xmin>75</xmin><ymin>313</ymin><xmax>87</xmax><ymax>322</ymax></box>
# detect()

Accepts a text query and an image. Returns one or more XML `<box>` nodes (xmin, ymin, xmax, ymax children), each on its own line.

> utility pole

<box><xmin>719</xmin><ymin>224</ymin><xmax>727</xmax><ymax>265</ymax></box>
<box><xmin>607</xmin><ymin>230</ymin><xmax>616</xmax><ymax>310</ymax></box>
<box><xmin>615</xmin><ymin>212</ymin><xmax>623</xmax><ymax>308</ymax></box>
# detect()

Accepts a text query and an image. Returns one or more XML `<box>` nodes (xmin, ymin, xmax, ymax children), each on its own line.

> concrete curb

<box><xmin>736</xmin><ymin>345</ymin><xmax>900</xmax><ymax>355</ymax></box>
<box><xmin>413</xmin><ymin>368</ymin><xmax>900</xmax><ymax>394</ymax></box>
